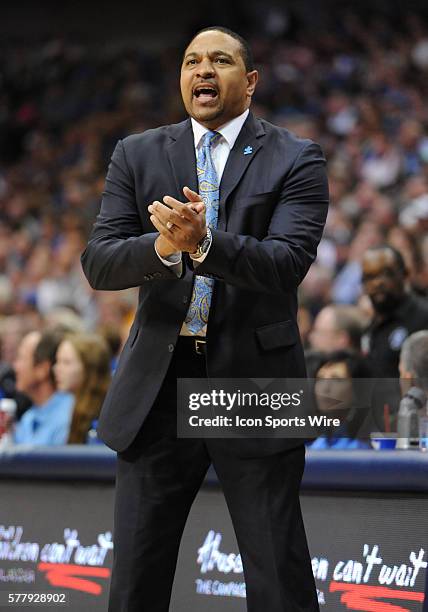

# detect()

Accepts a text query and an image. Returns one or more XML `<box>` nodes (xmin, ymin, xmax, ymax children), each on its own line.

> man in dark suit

<box><xmin>82</xmin><ymin>26</ymin><xmax>328</xmax><ymax>612</ymax></box>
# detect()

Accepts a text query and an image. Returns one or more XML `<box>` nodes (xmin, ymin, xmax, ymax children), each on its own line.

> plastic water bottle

<box><xmin>86</xmin><ymin>419</ymin><xmax>103</xmax><ymax>445</ymax></box>
<box><xmin>396</xmin><ymin>387</ymin><xmax>426</xmax><ymax>450</ymax></box>
<box><xmin>419</xmin><ymin>401</ymin><xmax>428</xmax><ymax>452</ymax></box>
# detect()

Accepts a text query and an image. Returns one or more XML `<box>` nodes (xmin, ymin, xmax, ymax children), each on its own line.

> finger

<box><xmin>149</xmin><ymin>200</ymin><xmax>174</xmax><ymax>217</ymax></box>
<box><xmin>183</xmin><ymin>186</ymin><xmax>202</xmax><ymax>203</ymax></box>
<box><xmin>188</xmin><ymin>202</ymin><xmax>205</xmax><ymax>214</ymax></box>
<box><xmin>162</xmin><ymin>195</ymin><xmax>187</xmax><ymax>212</ymax></box>
<box><xmin>149</xmin><ymin>214</ymin><xmax>165</xmax><ymax>233</ymax></box>
<box><xmin>149</xmin><ymin>214</ymin><xmax>177</xmax><ymax>240</ymax></box>
<box><xmin>163</xmin><ymin>196</ymin><xmax>199</xmax><ymax>222</ymax></box>
<box><xmin>149</xmin><ymin>202</ymin><xmax>187</xmax><ymax>228</ymax></box>
<box><xmin>150</xmin><ymin>213</ymin><xmax>173</xmax><ymax>234</ymax></box>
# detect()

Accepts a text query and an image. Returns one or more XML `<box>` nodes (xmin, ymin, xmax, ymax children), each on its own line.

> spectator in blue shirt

<box><xmin>13</xmin><ymin>330</ymin><xmax>73</xmax><ymax>445</ymax></box>
<box><xmin>54</xmin><ymin>333</ymin><xmax>111</xmax><ymax>444</ymax></box>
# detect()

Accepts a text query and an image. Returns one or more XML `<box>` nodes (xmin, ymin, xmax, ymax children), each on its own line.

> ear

<box><xmin>398</xmin><ymin>361</ymin><xmax>412</xmax><ymax>380</ymax></box>
<box><xmin>337</xmin><ymin>332</ymin><xmax>350</xmax><ymax>351</ymax></box>
<box><xmin>246</xmin><ymin>70</ymin><xmax>258</xmax><ymax>97</ymax></box>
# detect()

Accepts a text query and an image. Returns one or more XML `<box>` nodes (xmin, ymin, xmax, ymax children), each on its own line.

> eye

<box><xmin>215</xmin><ymin>57</ymin><xmax>230</xmax><ymax>64</ymax></box>
<box><xmin>186</xmin><ymin>58</ymin><xmax>197</xmax><ymax>66</ymax></box>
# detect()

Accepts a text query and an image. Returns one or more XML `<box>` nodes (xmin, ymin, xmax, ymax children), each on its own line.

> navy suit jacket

<box><xmin>81</xmin><ymin>112</ymin><xmax>329</xmax><ymax>453</ymax></box>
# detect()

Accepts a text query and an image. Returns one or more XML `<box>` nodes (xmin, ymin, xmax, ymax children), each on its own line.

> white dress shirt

<box><xmin>190</xmin><ymin>108</ymin><xmax>250</xmax><ymax>185</ymax></box>
<box><xmin>154</xmin><ymin>108</ymin><xmax>249</xmax><ymax>336</ymax></box>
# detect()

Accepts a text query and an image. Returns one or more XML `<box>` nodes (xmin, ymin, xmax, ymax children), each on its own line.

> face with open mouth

<box><xmin>180</xmin><ymin>30</ymin><xmax>258</xmax><ymax>129</ymax></box>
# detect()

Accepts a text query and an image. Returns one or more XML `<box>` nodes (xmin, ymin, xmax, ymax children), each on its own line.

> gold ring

<box><xmin>166</xmin><ymin>221</ymin><xmax>174</xmax><ymax>230</ymax></box>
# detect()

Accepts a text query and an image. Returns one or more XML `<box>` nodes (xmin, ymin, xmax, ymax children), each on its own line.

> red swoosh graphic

<box><xmin>38</xmin><ymin>563</ymin><xmax>110</xmax><ymax>595</ymax></box>
<box><xmin>329</xmin><ymin>582</ymin><xmax>425</xmax><ymax>611</ymax></box>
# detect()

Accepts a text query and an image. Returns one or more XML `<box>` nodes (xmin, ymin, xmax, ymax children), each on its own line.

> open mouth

<box><xmin>193</xmin><ymin>85</ymin><xmax>218</xmax><ymax>102</ymax></box>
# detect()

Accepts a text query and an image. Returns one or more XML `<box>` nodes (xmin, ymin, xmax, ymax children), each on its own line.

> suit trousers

<box><xmin>108</xmin><ymin>338</ymin><xmax>319</xmax><ymax>612</ymax></box>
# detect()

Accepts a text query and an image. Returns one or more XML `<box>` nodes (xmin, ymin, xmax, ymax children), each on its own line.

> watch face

<box><xmin>201</xmin><ymin>235</ymin><xmax>210</xmax><ymax>253</ymax></box>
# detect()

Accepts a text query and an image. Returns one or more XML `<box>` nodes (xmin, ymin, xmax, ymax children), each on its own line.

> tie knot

<box><xmin>202</xmin><ymin>130</ymin><xmax>221</xmax><ymax>148</ymax></box>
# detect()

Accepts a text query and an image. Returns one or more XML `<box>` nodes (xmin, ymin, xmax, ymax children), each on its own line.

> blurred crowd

<box><xmin>1</xmin><ymin>7</ymin><xmax>428</xmax><ymax>446</ymax></box>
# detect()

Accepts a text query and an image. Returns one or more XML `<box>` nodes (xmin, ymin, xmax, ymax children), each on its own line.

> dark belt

<box><xmin>177</xmin><ymin>336</ymin><xmax>207</xmax><ymax>355</ymax></box>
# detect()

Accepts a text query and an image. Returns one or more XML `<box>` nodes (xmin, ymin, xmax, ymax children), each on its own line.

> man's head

<box><xmin>362</xmin><ymin>246</ymin><xmax>407</xmax><ymax>315</ymax></box>
<box><xmin>309</xmin><ymin>305</ymin><xmax>365</xmax><ymax>353</ymax></box>
<box><xmin>13</xmin><ymin>330</ymin><xmax>63</xmax><ymax>402</ymax></box>
<box><xmin>180</xmin><ymin>26</ymin><xmax>258</xmax><ymax>129</ymax></box>
<box><xmin>399</xmin><ymin>330</ymin><xmax>428</xmax><ymax>394</ymax></box>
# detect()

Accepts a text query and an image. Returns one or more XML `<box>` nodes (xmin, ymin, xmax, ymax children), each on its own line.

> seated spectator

<box><xmin>309</xmin><ymin>304</ymin><xmax>366</xmax><ymax>353</ymax></box>
<box><xmin>399</xmin><ymin>330</ymin><xmax>428</xmax><ymax>397</ymax></box>
<box><xmin>308</xmin><ymin>350</ymin><xmax>372</xmax><ymax>449</ymax></box>
<box><xmin>13</xmin><ymin>331</ymin><xmax>73</xmax><ymax>445</ymax></box>
<box><xmin>361</xmin><ymin>245</ymin><xmax>428</xmax><ymax>378</ymax></box>
<box><xmin>54</xmin><ymin>333</ymin><xmax>111</xmax><ymax>444</ymax></box>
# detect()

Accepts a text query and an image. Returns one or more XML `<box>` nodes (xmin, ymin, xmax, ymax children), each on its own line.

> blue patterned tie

<box><xmin>185</xmin><ymin>130</ymin><xmax>221</xmax><ymax>334</ymax></box>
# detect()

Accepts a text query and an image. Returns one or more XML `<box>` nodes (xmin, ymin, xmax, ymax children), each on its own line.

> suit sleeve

<box><xmin>194</xmin><ymin>142</ymin><xmax>329</xmax><ymax>295</ymax></box>
<box><xmin>81</xmin><ymin>139</ymin><xmax>182</xmax><ymax>290</ymax></box>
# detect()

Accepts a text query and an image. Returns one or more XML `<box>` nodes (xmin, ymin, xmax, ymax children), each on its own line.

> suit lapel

<box><xmin>218</xmin><ymin>113</ymin><xmax>265</xmax><ymax>229</ymax></box>
<box><xmin>166</xmin><ymin>119</ymin><xmax>198</xmax><ymax>198</ymax></box>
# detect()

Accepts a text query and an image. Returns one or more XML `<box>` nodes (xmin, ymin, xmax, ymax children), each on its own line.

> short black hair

<box><xmin>188</xmin><ymin>26</ymin><xmax>254</xmax><ymax>72</ymax></box>
<box><xmin>316</xmin><ymin>350</ymin><xmax>372</xmax><ymax>379</ymax></box>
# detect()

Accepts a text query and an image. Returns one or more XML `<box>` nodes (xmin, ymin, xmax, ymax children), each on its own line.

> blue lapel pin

<box><xmin>243</xmin><ymin>145</ymin><xmax>253</xmax><ymax>155</ymax></box>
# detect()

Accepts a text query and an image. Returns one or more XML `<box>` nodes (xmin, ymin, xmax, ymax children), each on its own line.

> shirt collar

<box><xmin>191</xmin><ymin>109</ymin><xmax>249</xmax><ymax>150</ymax></box>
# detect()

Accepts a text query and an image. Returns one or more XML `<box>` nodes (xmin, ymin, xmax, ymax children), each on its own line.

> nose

<box><xmin>322</xmin><ymin>379</ymin><xmax>332</xmax><ymax>396</ymax></box>
<box><xmin>196</xmin><ymin>57</ymin><xmax>215</xmax><ymax>79</ymax></box>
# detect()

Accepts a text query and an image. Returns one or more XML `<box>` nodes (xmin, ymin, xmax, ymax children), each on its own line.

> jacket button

<box><xmin>168</xmin><ymin>344</ymin><xmax>174</xmax><ymax>352</ymax></box>
<box><xmin>182</xmin><ymin>296</ymin><xmax>188</xmax><ymax>304</ymax></box>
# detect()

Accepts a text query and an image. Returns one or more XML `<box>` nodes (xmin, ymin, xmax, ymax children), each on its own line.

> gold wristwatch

<box><xmin>191</xmin><ymin>227</ymin><xmax>212</xmax><ymax>259</ymax></box>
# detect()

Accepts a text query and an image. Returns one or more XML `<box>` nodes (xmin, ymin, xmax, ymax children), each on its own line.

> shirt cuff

<box><xmin>154</xmin><ymin>242</ymin><xmax>182</xmax><ymax>276</ymax></box>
